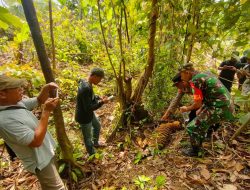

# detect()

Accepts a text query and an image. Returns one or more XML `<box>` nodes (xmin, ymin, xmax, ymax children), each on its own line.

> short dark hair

<box><xmin>178</xmin><ymin>63</ymin><xmax>194</xmax><ymax>72</ymax></box>
<box><xmin>172</xmin><ymin>73</ymin><xmax>181</xmax><ymax>84</ymax></box>
<box><xmin>90</xmin><ymin>68</ymin><xmax>105</xmax><ymax>78</ymax></box>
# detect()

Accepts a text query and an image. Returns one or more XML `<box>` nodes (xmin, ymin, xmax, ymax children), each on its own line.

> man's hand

<box><xmin>43</xmin><ymin>98</ymin><xmax>59</xmax><ymax>112</ymax></box>
<box><xmin>161</xmin><ymin>112</ymin><xmax>170</xmax><ymax>121</ymax></box>
<box><xmin>228</xmin><ymin>66</ymin><xmax>236</xmax><ymax>71</ymax></box>
<box><xmin>196</xmin><ymin>108</ymin><xmax>202</xmax><ymax>115</ymax></box>
<box><xmin>101</xmin><ymin>97</ymin><xmax>109</xmax><ymax>104</ymax></box>
<box><xmin>180</xmin><ymin>106</ymin><xmax>189</xmax><ymax>113</ymax></box>
<box><xmin>37</xmin><ymin>82</ymin><xmax>58</xmax><ymax>104</ymax></box>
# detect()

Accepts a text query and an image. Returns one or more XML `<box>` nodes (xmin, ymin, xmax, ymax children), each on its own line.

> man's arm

<box><xmin>180</xmin><ymin>99</ymin><xmax>202</xmax><ymax>113</ymax></box>
<box><xmin>180</xmin><ymin>81</ymin><xmax>203</xmax><ymax>113</ymax></box>
<box><xmin>218</xmin><ymin>62</ymin><xmax>229</xmax><ymax>71</ymax></box>
<box><xmin>80</xmin><ymin>86</ymin><xmax>109</xmax><ymax>112</ymax></box>
<box><xmin>29</xmin><ymin>98</ymin><xmax>59</xmax><ymax>147</ymax></box>
<box><xmin>161</xmin><ymin>91</ymin><xmax>184</xmax><ymax>120</ymax></box>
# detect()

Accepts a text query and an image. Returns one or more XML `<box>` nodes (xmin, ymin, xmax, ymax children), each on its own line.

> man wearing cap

<box><xmin>179</xmin><ymin>64</ymin><xmax>234</xmax><ymax>156</ymax></box>
<box><xmin>218</xmin><ymin>51</ymin><xmax>244</xmax><ymax>92</ymax></box>
<box><xmin>75</xmin><ymin>68</ymin><xmax>109</xmax><ymax>156</ymax></box>
<box><xmin>161</xmin><ymin>73</ymin><xmax>196</xmax><ymax>123</ymax></box>
<box><xmin>0</xmin><ymin>75</ymin><xmax>66</xmax><ymax>189</ymax></box>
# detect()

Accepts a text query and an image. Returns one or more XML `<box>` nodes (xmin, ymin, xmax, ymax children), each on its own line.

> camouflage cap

<box><xmin>90</xmin><ymin>68</ymin><xmax>105</xmax><ymax>78</ymax></box>
<box><xmin>0</xmin><ymin>75</ymin><xmax>26</xmax><ymax>91</ymax></box>
<box><xmin>178</xmin><ymin>63</ymin><xmax>194</xmax><ymax>72</ymax></box>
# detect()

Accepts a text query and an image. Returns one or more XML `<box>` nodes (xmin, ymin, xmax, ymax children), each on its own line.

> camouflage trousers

<box><xmin>187</xmin><ymin>105</ymin><xmax>230</xmax><ymax>147</ymax></box>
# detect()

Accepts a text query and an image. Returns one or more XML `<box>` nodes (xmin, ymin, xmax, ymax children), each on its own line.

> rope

<box><xmin>218</xmin><ymin>76</ymin><xmax>238</xmax><ymax>84</ymax></box>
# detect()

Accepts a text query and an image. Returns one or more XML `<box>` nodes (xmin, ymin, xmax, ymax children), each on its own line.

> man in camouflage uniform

<box><xmin>179</xmin><ymin>64</ymin><xmax>234</xmax><ymax>156</ymax></box>
<box><xmin>161</xmin><ymin>73</ymin><xmax>196</xmax><ymax>122</ymax></box>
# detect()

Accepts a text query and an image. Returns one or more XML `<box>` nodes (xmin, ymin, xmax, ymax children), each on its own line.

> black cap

<box><xmin>172</xmin><ymin>73</ymin><xmax>181</xmax><ymax>84</ymax></box>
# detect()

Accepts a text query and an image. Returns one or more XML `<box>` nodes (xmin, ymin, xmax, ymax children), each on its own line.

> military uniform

<box><xmin>187</xmin><ymin>72</ymin><xmax>234</xmax><ymax>147</ymax></box>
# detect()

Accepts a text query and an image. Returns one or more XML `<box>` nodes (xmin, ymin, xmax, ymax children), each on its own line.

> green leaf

<box><xmin>0</xmin><ymin>19</ymin><xmax>8</xmax><ymax>29</ymax></box>
<box><xmin>73</xmin><ymin>168</ymin><xmax>83</xmax><ymax>177</ymax></box>
<box><xmin>139</xmin><ymin>175</ymin><xmax>151</xmax><ymax>182</ymax></box>
<box><xmin>0</xmin><ymin>6</ymin><xmax>23</xmax><ymax>29</ymax></box>
<box><xmin>134</xmin><ymin>152</ymin><xmax>142</xmax><ymax>164</ymax></box>
<box><xmin>106</xmin><ymin>8</ymin><xmax>113</xmax><ymax>21</ymax></box>
<box><xmin>71</xmin><ymin>171</ymin><xmax>78</xmax><ymax>182</ymax></box>
<box><xmin>140</xmin><ymin>183</ymin><xmax>144</xmax><ymax>189</ymax></box>
<box><xmin>58</xmin><ymin>163</ymin><xmax>66</xmax><ymax>173</ymax></box>
<box><xmin>155</xmin><ymin>175</ymin><xmax>166</xmax><ymax>188</ymax></box>
<box><xmin>73</xmin><ymin>152</ymin><xmax>83</xmax><ymax>159</ymax></box>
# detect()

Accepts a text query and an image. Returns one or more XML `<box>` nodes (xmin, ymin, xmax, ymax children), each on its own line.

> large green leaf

<box><xmin>0</xmin><ymin>6</ymin><xmax>23</xmax><ymax>29</ymax></box>
<box><xmin>0</xmin><ymin>19</ymin><xmax>8</xmax><ymax>29</ymax></box>
<box><xmin>239</xmin><ymin>112</ymin><xmax>250</xmax><ymax>125</ymax></box>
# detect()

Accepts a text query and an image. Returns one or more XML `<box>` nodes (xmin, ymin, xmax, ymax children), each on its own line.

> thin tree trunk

<box><xmin>121</xmin><ymin>0</ymin><xmax>130</xmax><ymax>44</ymax></box>
<box><xmin>181</xmin><ymin>3</ymin><xmax>192</xmax><ymax>63</ymax></box>
<box><xmin>98</xmin><ymin>0</ymin><xmax>128</xmax><ymax>109</ymax></box>
<box><xmin>186</xmin><ymin>0</ymin><xmax>199</xmax><ymax>63</ymax></box>
<box><xmin>97</xmin><ymin>0</ymin><xmax>117</xmax><ymax>79</ymax></box>
<box><xmin>21</xmin><ymin>0</ymin><xmax>74</xmax><ymax>163</ymax></box>
<box><xmin>131</xmin><ymin>0</ymin><xmax>158</xmax><ymax>103</ymax></box>
<box><xmin>16</xmin><ymin>43</ymin><xmax>24</xmax><ymax>64</ymax></box>
<box><xmin>49</xmin><ymin>0</ymin><xmax>56</xmax><ymax>70</ymax></box>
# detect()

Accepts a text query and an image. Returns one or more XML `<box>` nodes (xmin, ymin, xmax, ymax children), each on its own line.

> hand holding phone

<box><xmin>54</xmin><ymin>89</ymin><xmax>59</xmax><ymax>98</ymax></box>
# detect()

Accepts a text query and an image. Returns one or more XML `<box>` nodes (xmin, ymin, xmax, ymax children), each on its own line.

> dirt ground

<box><xmin>1</xmin><ymin>102</ymin><xmax>250</xmax><ymax>190</ymax></box>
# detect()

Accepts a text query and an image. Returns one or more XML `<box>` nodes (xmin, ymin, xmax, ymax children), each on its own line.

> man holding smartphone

<box><xmin>75</xmin><ymin>68</ymin><xmax>110</xmax><ymax>156</ymax></box>
<box><xmin>0</xmin><ymin>75</ymin><xmax>66</xmax><ymax>190</ymax></box>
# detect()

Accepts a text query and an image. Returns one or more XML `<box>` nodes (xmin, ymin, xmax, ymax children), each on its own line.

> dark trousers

<box><xmin>220</xmin><ymin>78</ymin><xmax>232</xmax><ymax>92</ymax></box>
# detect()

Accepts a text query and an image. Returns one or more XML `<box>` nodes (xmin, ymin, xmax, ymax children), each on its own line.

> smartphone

<box><xmin>55</xmin><ymin>89</ymin><xmax>59</xmax><ymax>98</ymax></box>
<box><xmin>108</xmin><ymin>95</ymin><xmax>114</xmax><ymax>100</ymax></box>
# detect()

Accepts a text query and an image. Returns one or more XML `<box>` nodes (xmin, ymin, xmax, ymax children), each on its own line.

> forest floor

<box><xmin>0</xmin><ymin>64</ymin><xmax>250</xmax><ymax>190</ymax></box>
<box><xmin>0</xmin><ymin>100</ymin><xmax>250</xmax><ymax>190</ymax></box>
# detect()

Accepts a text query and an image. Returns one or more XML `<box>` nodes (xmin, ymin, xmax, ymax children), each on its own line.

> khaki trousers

<box><xmin>35</xmin><ymin>157</ymin><xmax>67</xmax><ymax>190</ymax></box>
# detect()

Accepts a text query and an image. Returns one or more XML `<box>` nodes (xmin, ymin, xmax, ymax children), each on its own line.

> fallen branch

<box><xmin>231</xmin><ymin>114</ymin><xmax>250</xmax><ymax>140</ymax></box>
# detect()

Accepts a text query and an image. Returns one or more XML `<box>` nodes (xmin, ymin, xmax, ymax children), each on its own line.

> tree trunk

<box><xmin>16</xmin><ymin>43</ymin><xmax>24</xmax><ymax>65</ymax></box>
<box><xmin>98</xmin><ymin>0</ymin><xmax>127</xmax><ymax>110</ymax></box>
<box><xmin>186</xmin><ymin>0</ymin><xmax>200</xmax><ymax>63</ymax></box>
<box><xmin>49</xmin><ymin>0</ymin><xmax>56</xmax><ymax>70</ymax></box>
<box><xmin>21</xmin><ymin>0</ymin><xmax>74</xmax><ymax>163</ymax></box>
<box><xmin>131</xmin><ymin>0</ymin><xmax>158</xmax><ymax>103</ymax></box>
